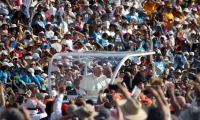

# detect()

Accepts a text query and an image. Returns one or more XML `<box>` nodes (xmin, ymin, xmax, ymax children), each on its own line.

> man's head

<box><xmin>93</xmin><ymin>65</ymin><xmax>103</xmax><ymax>77</ymax></box>
<box><xmin>73</xmin><ymin>78</ymin><xmax>82</xmax><ymax>89</ymax></box>
<box><xmin>131</xmin><ymin>63</ymin><xmax>139</xmax><ymax>75</ymax></box>
<box><xmin>103</xmin><ymin>66</ymin><xmax>112</xmax><ymax>78</ymax></box>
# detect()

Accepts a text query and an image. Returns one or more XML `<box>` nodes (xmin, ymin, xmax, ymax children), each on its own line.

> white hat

<box><xmin>9</xmin><ymin>63</ymin><xmax>14</xmax><ymax>67</ymax></box>
<box><xmin>34</xmin><ymin>66</ymin><xmax>43</xmax><ymax>72</ymax></box>
<box><xmin>192</xmin><ymin>7</ymin><xmax>197</xmax><ymax>11</ymax></box>
<box><xmin>32</xmin><ymin>53</ymin><xmax>40</xmax><ymax>59</ymax></box>
<box><xmin>27</xmin><ymin>68</ymin><xmax>34</xmax><ymax>76</ymax></box>
<box><xmin>61</xmin><ymin>39</ymin><xmax>71</xmax><ymax>46</ymax></box>
<box><xmin>12</xmin><ymin>6</ymin><xmax>18</xmax><ymax>10</ymax></box>
<box><xmin>51</xmin><ymin>75</ymin><xmax>55</xmax><ymax>79</ymax></box>
<box><xmin>5</xmin><ymin>16</ymin><xmax>10</xmax><ymax>19</ymax></box>
<box><xmin>183</xmin><ymin>8</ymin><xmax>190</xmax><ymax>12</ymax></box>
<box><xmin>2</xmin><ymin>62</ymin><xmax>10</xmax><ymax>67</ymax></box>
<box><xmin>25</xmin><ymin>56</ymin><xmax>33</xmax><ymax>60</ymax></box>
<box><xmin>174</xmin><ymin>17</ymin><xmax>180</xmax><ymax>22</ymax></box>
<box><xmin>41</xmin><ymin>73</ymin><xmax>48</xmax><ymax>79</ymax></box>
<box><xmin>29</xmin><ymin>4</ymin><xmax>34</xmax><ymax>7</ymax></box>
<box><xmin>26</xmin><ymin>99</ymin><xmax>37</xmax><ymax>109</ymax></box>
<box><xmin>12</xmin><ymin>56</ymin><xmax>18</xmax><ymax>61</ymax></box>
<box><xmin>65</xmin><ymin>31</ymin><xmax>71</xmax><ymax>35</ymax></box>
<box><xmin>183</xmin><ymin>52</ymin><xmax>189</xmax><ymax>56</ymax></box>
<box><xmin>57</xmin><ymin>61</ymin><xmax>63</xmax><ymax>66</ymax></box>
<box><xmin>191</xmin><ymin>30</ymin><xmax>196</xmax><ymax>35</ymax></box>
<box><xmin>169</xmin><ymin>67</ymin><xmax>175</xmax><ymax>70</ymax></box>
<box><xmin>176</xmin><ymin>24</ymin><xmax>182</xmax><ymax>28</ymax></box>
<box><xmin>84</xmin><ymin>1</ymin><xmax>90</xmax><ymax>6</ymax></box>
<box><xmin>51</xmin><ymin>90</ymin><xmax>57</xmax><ymax>97</ymax></box>
<box><xmin>168</xmin><ymin>30</ymin><xmax>174</xmax><ymax>35</ymax></box>
<box><xmin>11</xmin><ymin>24</ymin><xmax>17</xmax><ymax>28</ymax></box>
<box><xmin>182</xmin><ymin>21</ymin><xmax>188</xmax><ymax>25</ymax></box>
<box><xmin>85</xmin><ymin>43</ymin><xmax>91</xmax><ymax>47</ymax></box>
<box><xmin>39</xmin><ymin>31</ymin><xmax>45</xmax><ymax>34</ymax></box>
<box><xmin>66</xmin><ymin>47</ymin><xmax>74</xmax><ymax>51</ymax></box>
<box><xmin>2</xmin><ymin>22</ymin><xmax>8</xmax><ymax>25</ymax></box>
<box><xmin>190</xmin><ymin>52</ymin><xmax>194</xmax><ymax>56</ymax></box>
<box><xmin>2</xmin><ymin>51</ymin><xmax>8</xmax><ymax>55</ymax></box>
<box><xmin>46</xmin><ymin>22</ymin><xmax>51</xmax><ymax>25</ymax></box>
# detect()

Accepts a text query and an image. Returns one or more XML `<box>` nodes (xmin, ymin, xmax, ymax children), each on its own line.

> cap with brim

<box><xmin>175</xmin><ymin>69</ymin><xmax>182</xmax><ymax>73</ymax></box>
<box><xmin>176</xmin><ymin>24</ymin><xmax>182</xmax><ymax>28</ymax></box>
<box><xmin>183</xmin><ymin>8</ymin><xmax>190</xmax><ymax>12</ymax></box>
<box><xmin>65</xmin><ymin>32</ymin><xmax>71</xmax><ymax>35</ymax></box>
<box><xmin>117</xmin><ymin>99</ymin><xmax>147</xmax><ymax>120</ymax></box>
<box><xmin>73</xmin><ymin>104</ymin><xmax>98</xmax><ymax>120</ymax></box>
<box><xmin>2</xmin><ymin>62</ymin><xmax>10</xmax><ymax>67</ymax></box>
<box><xmin>192</xmin><ymin>7</ymin><xmax>197</xmax><ymax>11</ymax></box>
<box><xmin>39</xmin><ymin>31</ymin><xmax>45</xmax><ymax>34</ymax></box>
<box><xmin>174</xmin><ymin>17</ymin><xmax>180</xmax><ymax>22</ymax></box>
<box><xmin>11</xmin><ymin>24</ymin><xmax>17</xmax><ymax>28</ymax></box>
<box><xmin>12</xmin><ymin>7</ymin><xmax>18</xmax><ymax>10</ymax></box>
<box><xmin>46</xmin><ymin>22</ymin><xmax>51</xmax><ymax>25</ymax></box>
<box><xmin>182</xmin><ymin>21</ymin><xmax>188</xmax><ymax>25</ymax></box>
<box><xmin>17</xmin><ymin>43</ymin><xmax>24</xmax><ymax>49</ymax></box>
<box><xmin>152</xmin><ymin>10</ymin><xmax>158</xmax><ymax>14</ymax></box>
<box><xmin>0</xmin><ymin>43</ymin><xmax>4</xmax><ymax>46</ymax></box>
<box><xmin>84</xmin><ymin>2</ymin><xmax>90</xmax><ymax>6</ymax></box>
<box><xmin>167</xmin><ymin>4</ymin><xmax>173</xmax><ymax>8</ymax></box>
<box><xmin>123</xmin><ymin>2</ymin><xmax>130</xmax><ymax>6</ymax></box>
<box><xmin>34</xmin><ymin>66</ymin><xmax>43</xmax><ymax>72</ymax></box>
<box><xmin>51</xmin><ymin>36</ymin><xmax>60</xmax><ymax>41</ymax></box>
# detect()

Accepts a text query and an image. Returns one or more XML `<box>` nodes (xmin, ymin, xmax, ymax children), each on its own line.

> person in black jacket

<box><xmin>131</xmin><ymin>63</ymin><xmax>146</xmax><ymax>90</ymax></box>
<box><xmin>67</xmin><ymin>78</ymin><xmax>86</xmax><ymax>96</ymax></box>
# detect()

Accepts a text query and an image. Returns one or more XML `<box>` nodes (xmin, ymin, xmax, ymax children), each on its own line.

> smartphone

<box><xmin>108</xmin><ymin>84</ymin><xmax>118</xmax><ymax>90</ymax></box>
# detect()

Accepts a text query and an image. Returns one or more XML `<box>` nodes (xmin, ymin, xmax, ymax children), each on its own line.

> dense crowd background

<box><xmin>1</xmin><ymin>0</ymin><xmax>200</xmax><ymax>119</ymax></box>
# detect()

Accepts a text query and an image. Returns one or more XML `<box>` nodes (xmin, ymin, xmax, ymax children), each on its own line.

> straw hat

<box><xmin>51</xmin><ymin>36</ymin><xmax>60</xmax><ymax>42</ymax></box>
<box><xmin>84</xmin><ymin>1</ymin><xmax>90</xmax><ymax>6</ymax></box>
<box><xmin>149</xmin><ymin>77</ymin><xmax>164</xmax><ymax>86</ymax></box>
<box><xmin>17</xmin><ymin>43</ymin><xmax>24</xmax><ymax>49</ymax></box>
<box><xmin>73</xmin><ymin>104</ymin><xmax>98</xmax><ymax>120</ymax></box>
<box><xmin>117</xmin><ymin>98</ymin><xmax>147</xmax><ymax>120</ymax></box>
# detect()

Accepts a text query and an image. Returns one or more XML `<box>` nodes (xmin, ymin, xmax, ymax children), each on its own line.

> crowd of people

<box><xmin>1</xmin><ymin>0</ymin><xmax>200</xmax><ymax>119</ymax></box>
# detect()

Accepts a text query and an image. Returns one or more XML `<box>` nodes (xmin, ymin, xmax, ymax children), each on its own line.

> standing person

<box><xmin>67</xmin><ymin>78</ymin><xmax>86</xmax><ymax>96</ymax></box>
<box><xmin>131</xmin><ymin>63</ymin><xmax>146</xmax><ymax>89</ymax></box>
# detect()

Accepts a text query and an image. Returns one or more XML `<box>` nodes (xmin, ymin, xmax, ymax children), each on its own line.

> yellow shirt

<box><xmin>165</xmin><ymin>12</ymin><xmax>174</xmax><ymax>28</ymax></box>
<box><xmin>142</xmin><ymin>2</ymin><xmax>158</xmax><ymax>16</ymax></box>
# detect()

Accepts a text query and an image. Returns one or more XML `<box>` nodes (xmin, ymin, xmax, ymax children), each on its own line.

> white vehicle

<box><xmin>47</xmin><ymin>51</ymin><xmax>155</xmax><ymax>103</ymax></box>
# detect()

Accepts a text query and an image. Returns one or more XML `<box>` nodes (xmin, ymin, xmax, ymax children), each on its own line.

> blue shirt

<box><xmin>126</xmin><ymin>13</ymin><xmax>141</xmax><ymax>23</ymax></box>
<box><xmin>0</xmin><ymin>70</ymin><xmax>8</xmax><ymax>86</ymax></box>
<box><xmin>99</xmin><ymin>39</ymin><xmax>105</xmax><ymax>46</ymax></box>
<box><xmin>20</xmin><ymin>73</ymin><xmax>31</xmax><ymax>83</ymax></box>
<box><xmin>12</xmin><ymin>66</ymin><xmax>22</xmax><ymax>76</ymax></box>
<box><xmin>35</xmin><ymin>75</ymin><xmax>46</xmax><ymax>90</ymax></box>
<box><xmin>29</xmin><ymin>76</ymin><xmax>40</xmax><ymax>86</ymax></box>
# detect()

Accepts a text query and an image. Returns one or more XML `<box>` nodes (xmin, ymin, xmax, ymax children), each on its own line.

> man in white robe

<box><xmin>80</xmin><ymin>65</ymin><xmax>111</xmax><ymax>96</ymax></box>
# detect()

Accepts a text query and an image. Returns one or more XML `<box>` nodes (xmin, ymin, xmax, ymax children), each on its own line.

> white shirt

<box><xmin>45</xmin><ymin>30</ymin><xmax>54</xmax><ymax>39</ymax></box>
<box><xmin>29</xmin><ymin>101</ymin><xmax>47</xmax><ymax>120</ymax></box>
<box><xmin>50</xmin><ymin>94</ymin><xmax>64</xmax><ymax>120</ymax></box>
<box><xmin>80</xmin><ymin>74</ymin><xmax>111</xmax><ymax>96</ymax></box>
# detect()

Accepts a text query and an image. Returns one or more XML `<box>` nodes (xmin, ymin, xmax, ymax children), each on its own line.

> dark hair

<box><xmin>147</xmin><ymin>107</ymin><xmax>164</xmax><ymax>120</ymax></box>
<box><xmin>73</xmin><ymin>78</ymin><xmax>82</xmax><ymax>85</ymax></box>
<box><xmin>86</xmin><ymin>99</ymin><xmax>94</xmax><ymax>106</ymax></box>
<box><xmin>104</xmin><ymin>102</ymin><xmax>112</xmax><ymax>109</ymax></box>
<box><xmin>102</xmin><ymin>33</ymin><xmax>108</xmax><ymax>39</ymax></box>
<box><xmin>45</xmin><ymin>101</ymin><xmax>54</xmax><ymax>116</ymax></box>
